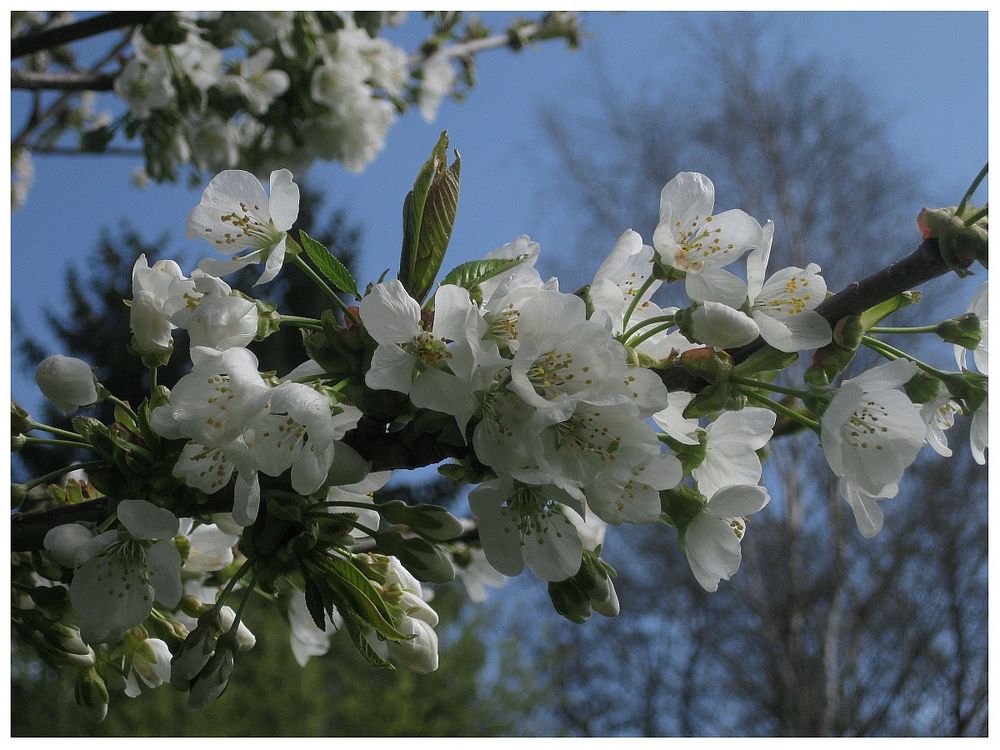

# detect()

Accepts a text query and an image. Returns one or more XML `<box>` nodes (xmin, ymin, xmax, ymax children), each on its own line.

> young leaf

<box><xmin>298</xmin><ymin>230</ymin><xmax>361</xmax><ymax>299</ymax></box>
<box><xmin>398</xmin><ymin>132</ymin><xmax>462</xmax><ymax>303</ymax></box>
<box><xmin>438</xmin><ymin>257</ymin><xmax>526</xmax><ymax>293</ymax></box>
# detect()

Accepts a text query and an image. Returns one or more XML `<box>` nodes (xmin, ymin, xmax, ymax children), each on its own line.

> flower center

<box><xmin>841</xmin><ymin>399</ymin><xmax>891</xmax><ymax>451</ymax></box>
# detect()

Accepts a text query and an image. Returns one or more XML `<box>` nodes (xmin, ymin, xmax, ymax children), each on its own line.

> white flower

<box><xmin>129</xmin><ymin>254</ymin><xmax>195</xmax><ymax>356</ymax></box>
<box><xmin>114</xmin><ymin>55</ymin><xmax>174</xmax><ymax>119</ymax></box>
<box><xmin>955</xmin><ymin>282</ymin><xmax>988</xmax><ymax>375</ymax></box>
<box><xmin>693</xmin><ymin>407</ymin><xmax>776</xmax><ymax>499</ymax></box>
<box><xmin>920</xmin><ymin>391</ymin><xmax>963</xmax><ymax>458</ymax></box>
<box><xmin>970</xmin><ymin>398</ymin><xmax>987</xmax><ymax>466</ymax></box>
<box><xmin>124</xmin><ymin>637</ymin><xmax>172</xmax><ymax>698</ymax></box>
<box><xmin>151</xmin><ymin>347</ymin><xmax>270</xmax><ymax>448</ymax></box>
<box><xmin>837</xmin><ymin>477</ymin><xmax>896</xmax><ymax>539</ymax></box>
<box><xmin>220</xmin><ymin>48</ymin><xmax>290</xmax><ymax>114</ymax></box>
<box><xmin>589</xmin><ymin>229</ymin><xmax>660</xmax><ymax>331</ymax></box>
<box><xmin>177</xmin><ymin>519</ymin><xmax>238</xmax><ymax>574</ymax></box>
<box><xmin>684</xmin><ymin>484</ymin><xmax>770</xmax><ymax>592</ymax></box>
<box><xmin>469</xmin><ymin>477</ymin><xmax>585</xmax><ymax>581</ymax></box>
<box><xmin>361</xmin><ymin>281</ymin><xmax>499</xmax><ymax>432</ymax></box>
<box><xmin>652</xmin><ymin>172</ymin><xmax>763</xmax><ymax>308</ymax></box>
<box><xmin>47</xmin><ymin>499</ymin><xmax>183</xmax><ymax>644</ymax></box>
<box><xmin>651</xmin><ymin>391</ymin><xmax>701</xmax><ymax>445</ymax></box>
<box><xmin>586</xmin><ymin>451</ymin><xmax>683</xmax><ymax>525</ymax></box>
<box><xmin>170</xmin><ymin>272</ymin><xmax>259</xmax><ymax>352</ymax></box>
<box><xmin>190</xmin><ymin>169</ymin><xmax>300</xmax><ymax>285</ymax></box>
<box><xmin>821</xmin><ymin>359</ymin><xmax>925</xmax><ymax>502</ymax></box>
<box><xmin>452</xmin><ymin>546</ymin><xmax>507</xmax><ymax>603</ymax></box>
<box><xmin>34</xmin><ymin>355</ymin><xmax>99</xmax><ymax>414</ymax></box>
<box><xmin>418</xmin><ymin>53</ymin><xmax>456</xmax><ymax>121</ymax></box>
<box><xmin>745</xmin><ymin>221</ymin><xmax>832</xmax><ymax>352</ymax></box>
<box><xmin>287</xmin><ymin>591</ymin><xmax>339</xmax><ymax>667</ymax></box>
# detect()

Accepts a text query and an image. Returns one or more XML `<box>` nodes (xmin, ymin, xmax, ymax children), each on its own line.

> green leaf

<box><xmin>302</xmin><ymin>578</ymin><xmax>329</xmax><ymax>632</ymax></box>
<box><xmin>438</xmin><ymin>257</ymin><xmax>526</xmax><ymax>294</ymax></box>
<box><xmin>341</xmin><ymin>615</ymin><xmax>394</xmax><ymax>669</ymax></box>
<box><xmin>321</xmin><ymin>556</ymin><xmax>409</xmax><ymax>641</ymax></box>
<box><xmin>298</xmin><ymin>230</ymin><xmax>361</xmax><ymax>300</ymax></box>
<box><xmin>398</xmin><ymin>132</ymin><xmax>462</xmax><ymax>303</ymax></box>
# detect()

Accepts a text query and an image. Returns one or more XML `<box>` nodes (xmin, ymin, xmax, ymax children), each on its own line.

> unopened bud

<box><xmin>219</xmin><ymin>606</ymin><xmax>256</xmax><ymax>651</ymax></box>
<box><xmin>11</xmin><ymin>400</ymin><xmax>31</xmax><ymax>436</ymax></box>
<box><xmin>376</xmin><ymin>532</ymin><xmax>455</xmax><ymax>584</ymax></box>
<box><xmin>547</xmin><ymin>578</ymin><xmax>592</xmax><ymax>624</ymax></box>
<box><xmin>187</xmin><ymin>643</ymin><xmax>235</xmax><ymax>708</ymax></box>
<box><xmin>936</xmin><ymin>313</ymin><xmax>982</xmax><ymax>350</ymax></box>
<box><xmin>660</xmin><ymin>486</ymin><xmax>706</xmax><ymax>530</ymax></box>
<box><xmin>591</xmin><ymin>578</ymin><xmax>620</xmax><ymax>618</ymax></box>
<box><xmin>12</xmin><ymin>483</ymin><xmax>28</xmax><ymax>505</ymax></box>
<box><xmin>74</xmin><ymin>667</ymin><xmax>109</xmax><ymax>722</ymax></box>
<box><xmin>34</xmin><ymin>355</ymin><xmax>100</xmax><ymax>415</ymax></box>
<box><xmin>378</xmin><ymin>501</ymin><xmax>465</xmax><ymax>541</ymax></box>
<box><xmin>170</xmin><ymin>617</ymin><xmax>220</xmax><ymax>689</ymax></box>
<box><xmin>904</xmin><ymin>372</ymin><xmax>943</xmax><ymax>404</ymax></box>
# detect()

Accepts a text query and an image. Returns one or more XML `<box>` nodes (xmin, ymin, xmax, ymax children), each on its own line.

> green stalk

<box><xmin>621</xmin><ymin>275</ymin><xmax>657</xmax><ymax>330</ymax></box>
<box><xmin>867</xmin><ymin>324</ymin><xmax>940</xmax><ymax>335</ymax></box>
<box><xmin>740</xmin><ymin>388</ymin><xmax>821</xmax><ymax>432</ymax></box>
<box><xmin>956</xmin><ymin>163</ymin><xmax>988</xmax><ymax>215</ymax></box>
<box><xmin>627</xmin><ymin>321</ymin><xmax>675</xmax><ymax>349</ymax></box>
<box><xmin>963</xmin><ymin>205</ymin><xmax>988</xmax><ymax>226</ymax></box>
<box><xmin>22</xmin><ymin>460</ymin><xmax>105</xmax><ymax>492</ymax></box>
<box><xmin>279</xmin><ymin>315</ymin><xmax>324</xmax><ymax>331</ymax></box>
<box><xmin>288</xmin><ymin>253</ymin><xmax>360</xmax><ymax>325</ymax></box>
<box><xmin>26</xmin><ymin>419</ymin><xmax>83</xmax><ymax>441</ymax></box>
<box><xmin>729</xmin><ymin>374</ymin><xmax>811</xmax><ymax>398</ymax></box>
<box><xmin>861</xmin><ymin>335</ymin><xmax>950</xmax><ymax>379</ymax></box>
<box><xmin>620</xmin><ymin>313</ymin><xmax>677</xmax><ymax>342</ymax></box>
<box><xmin>21</xmin><ymin>436</ymin><xmax>93</xmax><ymax>451</ymax></box>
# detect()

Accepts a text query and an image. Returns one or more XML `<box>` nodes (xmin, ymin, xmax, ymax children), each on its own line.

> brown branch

<box><xmin>12</xmin><ymin>70</ymin><xmax>115</xmax><ymax>91</ymax></box>
<box><xmin>8</xmin><ymin>237</ymin><xmax>967</xmax><ymax>552</ymax></box>
<box><xmin>12</xmin><ymin>11</ymin><xmax>157</xmax><ymax>59</ymax></box>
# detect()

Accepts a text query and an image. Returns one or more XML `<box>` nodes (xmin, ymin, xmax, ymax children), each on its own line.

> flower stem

<box><xmin>214</xmin><ymin>558</ymin><xmax>255</xmax><ymax>613</ymax></box>
<box><xmin>627</xmin><ymin>321</ymin><xmax>675</xmax><ymax>349</ymax></box>
<box><xmin>956</xmin><ymin>163</ymin><xmax>988</xmax><ymax>215</ymax></box>
<box><xmin>621</xmin><ymin>276</ymin><xmax>657</xmax><ymax>331</ymax></box>
<box><xmin>26</xmin><ymin>419</ymin><xmax>83</xmax><ymax>441</ymax></box>
<box><xmin>288</xmin><ymin>253</ymin><xmax>360</xmax><ymax>325</ymax></box>
<box><xmin>279</xmin><ymin>314</ymin><xmax>324</xmax><ymax>331</ymax></box>
<box><xmin>620</xmin><ymin>313</ymin><xmax>677</xmax><ymax>342</ymax></box>
<box><xmin>309</xmin><ymin>499</ymin><xmax>377</xmax><ymax>511</ymax></box>
<box><xmin>21</xmin><ymin>436</ymin><xmax>93</xmax><ymax>451</ymax></box>
<box><xmin>867</xmin><ymin>324</ymin><xmax>941</xmax><ymax>335</ymax></box>
<box><xmin>729</xmin><ymin>374</ymin><xmax>810</xmax><ymax>398</ymax></box>
<box><xmin>303</xmin><ymin>511</ymin><xmax>379</xmax><ymax>537</ymax></box>
<box><xmin>861</xmin><ymin>335</ymin><xmax>950</xmax><ymax>379</ymax></box>
<box><xmin>963</xmin><ymin>204</ymin><xmax>988</xmax><ymax>226</ymax></box>
<box><xmin>22</xmin><ymin>460</ymin><xmax>105</xmax><ymax>491</ymax></box>
<box><xmin>106</xmin><ymin>394</ymin><xmax>138</xmax><ymax>422</ymax></box>
<box><xmin>739</xmin><ymin>388</ymin><xmax>821</xmax><ymax>431</ymax></box>
<box><xmin>149</xmin><ymin>366</ymin><xmax>158</xmax><ymax>391</ymax></box>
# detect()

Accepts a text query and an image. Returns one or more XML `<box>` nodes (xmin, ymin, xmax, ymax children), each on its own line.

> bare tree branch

<box><xmin>11</xmin><ymin>69</ymin><xmax>115</xmax><ymax>91</ymax></box>
<box><xmin>11</xmin><ymin>11</ymin><xmax>157</xmax><ymax>59</ymax></box>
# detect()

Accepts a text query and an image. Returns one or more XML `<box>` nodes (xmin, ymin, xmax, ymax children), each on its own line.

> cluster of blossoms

<box><xmin>14</xmin><ymin>150</ymin><xmax>988</xmax><ymax>718</ymax></box>
<box><xmin>12</xmin><ymin>11</ymin><xmax>580</xmax><ymax>207</ymax></box>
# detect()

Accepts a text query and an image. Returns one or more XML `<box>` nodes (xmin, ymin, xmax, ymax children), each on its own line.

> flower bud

<box><xmin>219</xmin><ymin>606</ymin><xmax>256</xmax><ymax>651</ymax></box>
<box><xmin>547</xmin><ymin>578</ymin><xmax>592</xmax><ymax>624</ymax></box>
<box><xmin>591</xmin><ymin>578</ymin><xmax>620</xmax><ymax>618</ymax></box>
<box><xmin>170</xmin><ymin>619</ymin><xmax>220</xmax><ymax>689</ymax></box>
<box><xmin>34</xmin><ymin>355</ymin><xmax>100</xmax><ymax>414</ymax></box>
<box><xmin>74</xmin><ymin>667</ymin><xmax>109</xmax><ymax>722</ymax></box>
<box><xmin>377</xmin><ymin>532</ymin><xmax>455</xmax><ymax>584</ymax></box>
<box><xmin>690</xmin><ymin>302</ymin><xmax>760</xmax><ymax>350</ymax></box>
<box><xmin>386</xmin><ymin>617</ymin><xmax>439</xmax><ymax>674</ymax></box>
<box><xmin>11</xmin><ymin>400</ymin><xmax>32</xmax><ymax>436</ymax></box>
<box><xmin>187</xmin><ymin>643</ymin><xmax>235</xmax><ymax>708</ymax></box>
<box><xmin>904</xmin><ymin>372</ymin><xmax>943</xmax><ymax>404</ymax></box>
<box><xmin>936</xmin><ymin>313</ymin><xmax>982</xmax><ymax>350</ymax></box>
<box><xmin>378</xmin><ymin>500</ymin><xmax>465</xmax><ymax>541</ymax></box>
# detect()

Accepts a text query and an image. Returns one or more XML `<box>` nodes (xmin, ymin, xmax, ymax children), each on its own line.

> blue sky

<box><xmin>10</xmin><ymin>11</ymin><xmax>988</xmax><ymax>415</ymax></box>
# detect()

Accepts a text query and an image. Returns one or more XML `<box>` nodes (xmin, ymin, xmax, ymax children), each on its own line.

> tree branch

<box><xmin>11</xmin><ymin>70</ymin><xmax>115</xmax><ymax>91</ymax></box>
<box><xmin>7</xmin><ymin>237</ymin><xmax>968</xmax><ymax>551</ymax></box>
<box><xmin>11</xmin><ymin>11</ymin><xmax>157</xmax><ymax>59</ymax></box>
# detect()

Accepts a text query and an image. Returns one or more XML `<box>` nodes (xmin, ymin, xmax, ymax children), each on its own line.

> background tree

<box><xmin>530</xmin><ymin>16</ymin><xmax>987</xmax><ymax>736</ymax></box>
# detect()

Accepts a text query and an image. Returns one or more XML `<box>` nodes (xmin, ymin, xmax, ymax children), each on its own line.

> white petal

<box><xmin>117</xmin><ymin>499</ymin><xmax>179</xmax><ymax>540</ymax></box>
<box><xmin>690</xmin><ymin>302</ymin><xmax>760</xmax><ymax>349</ymax></box>
<box><xmin>522</xmin><ymin>509</ymin><xmax>584</xmax><ymax>582</ymax></box>
<box><xmin>705</xmin><ymin>484</ymin><xmax>770</xmax><ymax>518</ymax></box>
<box><xmin>685</xmin><ymin>267</ymin><xmax>748</xmax><ymax>308</ymax></box>
<box><xmin>359</xmin><ymin>280</ymin><xmax>421</xmax><ymax>345</ymax></box>
<box><xmin>684</xmin><ymin>513</ymin><xmax>742</xmax><ymax>592</ymax></box>
<box><xmin>146</xmin><ymin>540</ymin><xmax>183</xmax><ymax>608</ymax></box>
<box><xmin>268</xmin><ymin>169</ymin><xmax>299</xmax><ymax>230</ymax></box>
<box><xmin>365</xmin><ymin>344</ymin><xmax>417</xmax><ymax>393</ymax></box>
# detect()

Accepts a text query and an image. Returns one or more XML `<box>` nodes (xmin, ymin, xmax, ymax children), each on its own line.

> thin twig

<box><xmin>11</xmin><ymin>70</ymin><xmax>116</xmax><ymax>91</ymax></box>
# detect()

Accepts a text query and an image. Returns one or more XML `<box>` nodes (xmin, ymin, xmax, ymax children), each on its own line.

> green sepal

<box><xmin>659</xmin><ymin>486</ymin><xmax>705</xmax><ymax>531</ymax></box>
<box><xmin>658</xmin><ymin>430</ymin><xmax>708</xmax><ymax>475</ymax></box>
<box><xmin>376</xmin><ymin>500</ymin><xmax>465</xmax><ymax>541</ymax></box>
<box><xmin>858</xmin><ymin>292</ymin><xmax>922</xmax><ymax>331</ymax></box>
<box><xmin>376</xmin><ymin>531</ymin><xmax>456</xmax><ymax>583</ymax></box>
<box><xmin>298</xmin><ymin>230</ymin><xmax>361</xmax><ymax>299</ymax></box>
<box><xmin>398</xmin><ymin>132</ymin><xmax>462</xmax><ymax>304</ymax></box>
<box><xmin>732</xmin><ymin>346</ymin><xmax>799</xmax><ymax>377</ymax></box>
<box><xmin>936</xmin><ymin>313</ymin><xmax>982</xmax><ymax>350</ymax></box>
<box><xmin>904</xmin><ymin>371</ymin><xmax>943</xmax><ymax>404</ymax></box>
<box><xmin>547</xmin><ymin>577</ymin><xmax>592</xmax><ymax>624</ymax></box>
